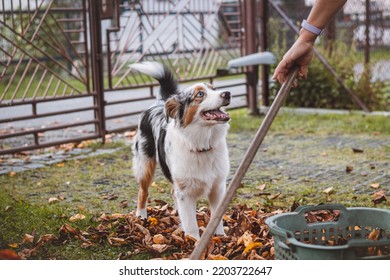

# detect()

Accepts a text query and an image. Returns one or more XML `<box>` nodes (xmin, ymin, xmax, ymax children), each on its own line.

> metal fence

<box><xmin>0</xmin><ymin>0</ymin><xmax>252</xmax><ymax>155</ymax></box>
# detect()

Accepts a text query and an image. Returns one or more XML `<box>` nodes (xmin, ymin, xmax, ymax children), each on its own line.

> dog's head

<box><xmin>165</xmin><ymin>82</ymin><xmax>231</xmax><ymax>127</ymax></box>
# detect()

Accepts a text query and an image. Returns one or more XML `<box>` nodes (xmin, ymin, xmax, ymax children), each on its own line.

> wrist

<box><xmin>298</xmin><ymin>28</ymin><xmax>318</xmax><ymax>45</ymax></box>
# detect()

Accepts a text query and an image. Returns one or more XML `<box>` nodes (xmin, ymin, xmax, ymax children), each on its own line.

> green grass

<box><xmin>229</xmin><ymin>109</ymin><xmax>390</xmax><ymax>135</ymax></box>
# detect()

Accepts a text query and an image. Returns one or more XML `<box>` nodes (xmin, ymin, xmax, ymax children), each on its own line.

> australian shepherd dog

<box><xmin>130</xmin><ymin>62</ymin><xmax>231</xmax><ymax>239</ymax></box>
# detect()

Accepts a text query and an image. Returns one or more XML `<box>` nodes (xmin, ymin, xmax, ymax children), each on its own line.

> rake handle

<box><xmin>189</xmin><ymin>67</ymin><xmax>299</xmax><ymax>260</ymax></box>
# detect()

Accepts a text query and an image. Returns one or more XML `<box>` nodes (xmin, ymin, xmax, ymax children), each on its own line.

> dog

<box><xmin>130</xmin><ymin>62</ymin><xmax>231</xmax><ymax>240</ymax></box>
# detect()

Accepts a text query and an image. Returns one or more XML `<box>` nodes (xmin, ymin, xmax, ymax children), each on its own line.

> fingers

<box><xmin>272</xmin><ymin>62</ymin><xmax>309</xmax><ymax>86</ymax></box>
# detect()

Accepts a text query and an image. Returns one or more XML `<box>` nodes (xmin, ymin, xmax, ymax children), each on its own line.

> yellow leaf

<box><xmin>7</xmin><ymin>243</ymin><xmax>19</xmax><ymax>249</ymax></box>
<box><xmin>56</xmin><ymin>162</ymin><xmax>65</xmax><ymax>167</ymax></box>
<box><xmin>243</xmin><ymin>241</ymin><xmax>263</xmax><ymax>253</ymax></box>
<box><xmin>148</xmin><ymin>217</ymin><xmax>158</xmax><ymax>226</ymax></box>
<box><xmin>69</xmin><ymin>213</ymin><xmax>86</xmax><ymax>222</ymax></box>
<box><xmin>9</xmin><ymin>171</ymin><xmax>16</xmax><ymax>177</ymax></box>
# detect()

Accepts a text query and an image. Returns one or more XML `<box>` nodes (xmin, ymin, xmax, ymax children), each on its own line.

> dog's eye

<box><xmin>197</xmin><ymin>91</ymin><xmax>204</xmax><ymax>98</ymax></box>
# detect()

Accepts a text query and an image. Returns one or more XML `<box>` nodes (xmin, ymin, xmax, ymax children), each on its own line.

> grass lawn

<box><xmin>0</xmin><ymin>109</ymin><xmax>389</xmax><ymax>259</ymax></box>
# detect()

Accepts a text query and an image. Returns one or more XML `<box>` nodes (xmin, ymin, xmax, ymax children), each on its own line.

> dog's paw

<box><xmin>136</xmin><ymin>208</ymin><xmax>147</xmax><ymax>219</ymax></box>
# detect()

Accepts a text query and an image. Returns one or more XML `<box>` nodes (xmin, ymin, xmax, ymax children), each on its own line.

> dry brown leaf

<box><xmin>372</xmin><ymin>190</ymin><xmax>387</xmax><ymax>205</ymax></box>
<box><xmin>368</xmin><ymin>228</ymin><xmax>381</xmax><ymax>241</ymax></box>
<box><xmin>0</xmin><ymin>249</ymin><xmax>22</xmax><ymax>260</ymax></box>
<box><xmin>256</xmin><ymin>184</ymin><xmax>266</xmax><ymax>191</ymax></box>
<box><xmin>207</xmin><ymin>254</ymin><xmax>228</xmax><ymax>260</ymax></box>
<box><xmin>323</xmin><ymin>187</ymin><xmax>334</xmax><ymax>194</ymax></box>
<box><xmin>370</xmin><ymin>183</ymin><xmax>380</xmax><ymax>189</ymax></box>
<box><xmin>22</xmin><ymin>234</ymin><xmax>34</xmax><ymax>244</ymax></box>
<box><xmin>346</xmin><ymin>165</ymin><xmax>354</xmax><ymax>173</ymax></box>
<box><xmin>110</xmin><ymin>213</ymin><xmax>127</xmax><ymax>219</ymax></box>
<box><xmin>151</xmin><ymin>244</ymin><xmax>170</xmax><ymax>254</ymax></box>
<box><xmin>109</xmin><ymin>237</ymin><xmax>127</xmax><ymax>246</ymax></box>
<box><xmin>69</xmin><ymin>213</ymin><xmax>86</xmax><ymax>222</ymax></box>
<box><xmin>48</xmin><ymin>197</ymin><xmax>59</xmax><ymax>204</ymax></box>
<box><xmin>153</xmin><ymin>234</ymin><xmax>168</xmax><ymax>244</ymax></box>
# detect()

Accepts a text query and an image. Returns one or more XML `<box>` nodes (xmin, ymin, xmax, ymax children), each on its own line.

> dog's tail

<box><xmin>129</xmin><ymin>62</ymin><xmax>178</xmax><ymax>101</ymax></box>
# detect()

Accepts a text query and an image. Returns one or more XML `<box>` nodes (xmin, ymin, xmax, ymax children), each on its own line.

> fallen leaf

<box><xmin>207</xmin><ymin>254</ymin><xmax>228</xmax><ymax>260</ymax></box>
<box><xmin>69</xmin><ymin>213</ymin><xmax>86</xmax><ymax>222</ymax></box>
<box><xmin>268</xmin><ymin>193</ymin><xmax>281</xmax><ymax>200</ymax></box>
<box><xmin>102</xmin><ymin>193</ymin><xmax>118</xmax><ymax>200</ymax></box>
<box><xmin>48</xmin><ymin>197</ymin><xmax>59</xmax><ymax>204</ymax></box>
<box><xmin>153</xmin><ymin>234</ymin><xmax>168</xmax><ymax>244</ymax></box>
<box><xmin>243</xmin><ymin>241</ymin><xmax>263</xmax><ymax>253</ymax></box>
<box><xmin>323</xmin><ymin>187</ymin><xmax>334</xmax><ymax>194</ymax></box>
<box><xmin>370</xmin><ymin>183</ymin><xmax>380</xmax><ymax>189</ymax></box>
<box><xmin>368</xmin><ymin>228</ymin><xmax>381</xmax><ymax>241</ymax></box>
<box><xmin>256</xmin><ymin>184</ymin><xmax>266</xmax><ymax>191</ymax></box>
<box><xmin>352</xmin><ymin>148</ymin><xmax>364</xmax><ymax>153</ymax></box>
<box><xmin>150</xmin><ymin>244</ymin><xmax>170</xmax><ymax>254</ymax></box>
<box><xmin>0</xmin><ymin>249</ymin><xmax>22</xmax><ymax>260</ymax></box>
<box><xmin>110</xmin><ymin>213</ymin><xmax>127</xmax><ymax>219</ymax></box>
<box><xmin>109</xmin><ymin>237</ymin><xmax>127</xmax><ymax>246</ymax></box>
<box><xmin>372</xmin><ymin>191</ymin><xmax>387</xmax><ymax>205</ymax></box>
<box><xmin>9</xmin><ymin>171</ymin><xmax>16</xmax><ymax>177</ymax></box>
<box><xmin>56</xmin><ymin>162</ymin><xmax>65</xmax><ymax>167</ymax></box>
<box><xmin>148</xmin><ymin>217</ymin><xmax>158</xmax><ymax>226</ymax></box>
<box><xmin>37</xmin><ymin>234</ymin><xmax>58</xmax><ymax>244</ymax></box>
<box><xmin>22</xmin><ymin>234</ymin><xmax>34</xmax><ymax>244</ymax></box>
<box><xmin>7</xmin><ymin>243</ymin><xmax>19</xmax><ymax>249</ymax></box>
<box><xmin>4</xmin><ymin>206</ymin><xmax>12</xmax><ymax>212</ymax></box>
<box><xmin>346</xmin><ymin>165</ymin><xmax>354</xmax><ymax>173</ymax></box>
<box><xmin>119</xmin><ymin>200</ymin><xmax>128</xmax><ymax>208</ymax></box>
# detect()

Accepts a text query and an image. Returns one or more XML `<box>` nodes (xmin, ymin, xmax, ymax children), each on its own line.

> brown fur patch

<box><xmin>175</xmin><ymin>178</ymin><xmax>207</xmax><ymax>198</ymax></box>
<box><xmin>137</xmin><ymin>159</ymin><xmax>156</xmax><ymax>209</ymax></box>
<box><xmin>183</xmin><ymin>104</ymin><xmax>199</xmax><ymax>127</ymax></box>
<box><xmin>165</xmin><ymin>98</ymin><xmax>180</xmax><ymax>118</ymax></box>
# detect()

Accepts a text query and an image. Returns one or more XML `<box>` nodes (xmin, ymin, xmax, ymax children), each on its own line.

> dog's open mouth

<box><xmin>201</xmin><ymin>109</ymin><xmax>230</xmax><ymax>122</ymax></box>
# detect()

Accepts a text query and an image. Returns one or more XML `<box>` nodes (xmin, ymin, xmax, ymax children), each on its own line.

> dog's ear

<box><xmin>165</xmin><ymin>96</ymin><xmax>180</xmax><ymax>119</ymax></box>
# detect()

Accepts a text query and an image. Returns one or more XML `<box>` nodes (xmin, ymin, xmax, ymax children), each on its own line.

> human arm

<box><xmin>272</xmin><ymin>0</ymin><xmax>347</xmax><ymax>84</ymax></box>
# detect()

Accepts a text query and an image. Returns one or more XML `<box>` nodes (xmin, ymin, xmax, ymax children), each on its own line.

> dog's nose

<box><xmin>220</xmin><ymin>91</ymin><xmax>231</xmax><ymax>100</ymax></box>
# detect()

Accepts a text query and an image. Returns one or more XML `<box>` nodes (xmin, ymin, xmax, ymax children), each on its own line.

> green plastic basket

<box><xmin>266</xmin><ymin>204</ymin><xmax>390</xmax><ymax>260</ymax></box>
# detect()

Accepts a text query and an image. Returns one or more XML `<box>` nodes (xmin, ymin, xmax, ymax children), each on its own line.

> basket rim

<box><xmin>266</xmin><ymin>205</ymin><xmax>390</xmax><ymax>251</ymax></box>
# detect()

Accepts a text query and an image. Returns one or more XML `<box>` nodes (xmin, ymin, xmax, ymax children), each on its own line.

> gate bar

<box><xmin>190</xmin><ymin>67</ymin><xmax>299</xmax><ymax>260</ymax></box>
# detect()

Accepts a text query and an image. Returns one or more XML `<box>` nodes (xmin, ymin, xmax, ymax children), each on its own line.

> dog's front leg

<box><xmin>174</xmin><ymin>191</ymin><xmax>200</xmax><ymax>240</ymax></box>
<box><xmin>208</xmin><ymin>180</ymin><xmax>227</xmax><ymax>236</ymax></box>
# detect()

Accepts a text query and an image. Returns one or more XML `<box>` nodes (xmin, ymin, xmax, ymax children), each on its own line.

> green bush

<box><xmin>269</xmin><ymin>39</ymin><xmax>387</xmax><ymax>111</ymax></box>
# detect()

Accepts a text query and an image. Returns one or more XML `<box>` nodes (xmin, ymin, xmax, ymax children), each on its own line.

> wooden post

<box><xmin>244</xmin><ymin>0</ymin><xmax>260</xmax><ymax>115</ymax></box>
<box><xmin>259</xmin><ymin>0</ymin><xmax>270</xmax><ymax>107</ymax></box>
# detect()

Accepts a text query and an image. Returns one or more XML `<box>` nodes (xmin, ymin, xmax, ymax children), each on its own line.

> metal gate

<box><xmin>0</xmin><ymin>0</ymin><xmax>250</xmax><ymax>155</ymax></box>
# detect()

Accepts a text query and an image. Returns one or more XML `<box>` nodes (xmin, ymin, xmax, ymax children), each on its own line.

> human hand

<box><xmin>272</xmin><ymin>36</ymin><xmax>315</xmax><ymax>85</ymax></box>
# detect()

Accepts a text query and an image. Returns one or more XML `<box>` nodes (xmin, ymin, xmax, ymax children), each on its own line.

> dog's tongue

<box><xmin>203</xmin><ymin>109</ymin><xmax>230</xmax><ymax>121</ymax></box>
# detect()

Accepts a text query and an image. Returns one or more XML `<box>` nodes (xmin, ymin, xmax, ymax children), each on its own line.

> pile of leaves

<box><xmin>2</xmin><ymin>202</ymin><xmax>389</xmax><ymax>260</ymax></box>
<box><xmin>3</xmin><ymin>203</ymin><xmax>282</xmax><ymax>260</ymax></box>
